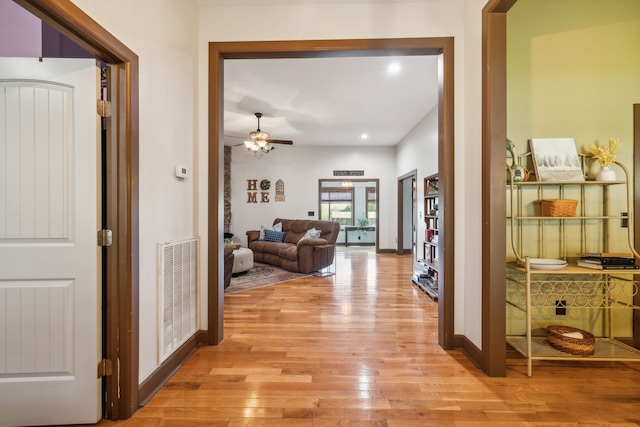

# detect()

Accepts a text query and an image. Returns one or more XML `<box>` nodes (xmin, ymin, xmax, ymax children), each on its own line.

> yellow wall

<box><xmin>506</xmin><ymin>0</ymin><xmax>640</xmax><ymax>336</ymax></box>
<box><xmin>508</xmin><ymin>0</ymin><xmax>640</xmax><ymax>155</ymax></box>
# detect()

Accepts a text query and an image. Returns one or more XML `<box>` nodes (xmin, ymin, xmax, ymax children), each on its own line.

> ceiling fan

<box><xmin>238</xmin><ymin>112</ymin><xmax>293</xmax><ymax>154</ymax></box>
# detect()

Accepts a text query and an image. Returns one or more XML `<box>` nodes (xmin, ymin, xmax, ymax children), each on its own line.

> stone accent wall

<box><xmin>224</xmin><ymin>146</ymin><xmax>231</xmax><ymax>233</ymax></box>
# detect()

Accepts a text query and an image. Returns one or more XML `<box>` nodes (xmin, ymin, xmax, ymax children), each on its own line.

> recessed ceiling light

<box><xmin>387</xmin><ymin>62</ymin><xmax>401</xmax><ymax>75</ymax></box>
<box><xmin>361</xmin><ymin>133</ymin><xmax>369</xmax><ymax>140</ymax></box>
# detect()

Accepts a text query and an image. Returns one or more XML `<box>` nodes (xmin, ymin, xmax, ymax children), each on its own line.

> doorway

<box><xmin>319</xmin><ymin>179</ymin><xmax>379</xmax><ymax>251</ymax></box>
<box><xmin>208</xmin><ymin>38</ymin><xmax>456</xmax><ymax>351</ymax></box>
<box><xmin>397</xmin><ymin>170</ymin><xmax>417</xmax><ymax>257</ymax></box>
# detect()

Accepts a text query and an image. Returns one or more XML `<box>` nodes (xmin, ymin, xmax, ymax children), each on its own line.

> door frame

<box><xmin>14</xmin><ymin>0</ymin><xmax>140</xmax><ymax>418</ymax></box>
<box><xmin>207</xmin><ymin>38</ymin><xmax>456</xmax><ymax>351</ymax></box>
<box><xmin>482</xmin><ymin>0</ymin><xmax>516</xmax><ymax>378</ymax></box>
<box><xmin>397</xmin><ymin>170</ymin><xmax>417</xmax><ymax>256</ymax></box>
<box><xmin>318</xmin><ymin>178</ymin><xmax>380</xmax><ymax>252</ymax></box>
<box><xmin>483</xmin><ymin>0</ymin><xmax>640</xmax><ymax>377</ymax></box>
<box><xmin>634</xmin><ymin>104</ymin><xmax>640</xmax><ymax>348</ymax></box>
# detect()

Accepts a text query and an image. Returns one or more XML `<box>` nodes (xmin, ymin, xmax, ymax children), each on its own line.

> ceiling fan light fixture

<box><xmin>250</xmin><ymin>130</ymin><xmax>269</xmax><ymax>141</ymax></box>
<box><xmin>238</xmin><ymin>113</ymin><xmax>291</xmax><ymax>156</ymax></box>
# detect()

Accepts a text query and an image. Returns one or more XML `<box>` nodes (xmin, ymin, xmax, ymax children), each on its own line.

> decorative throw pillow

<box><xmin>259</xmin><ymin>222</ymin><xmax>282</xmax><ymax>240</ymax></box>
<box><xmin>263</xmin><ymin>229</ymin><xmax>286</xmax><ymax>242</ymax></box>
<box><xmin>298</xmin><ymin>227</ymin><xmax>320</xmax><ymax>243</ymax></box>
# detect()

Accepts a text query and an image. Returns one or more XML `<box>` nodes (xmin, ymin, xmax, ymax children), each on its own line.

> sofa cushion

<box><xmin>298</xmin><ymin>227</ymin><xmax>320</xmax><ymax>243</ymax></box>
<box><xmin>274</xmin><ymin>218</ymin><xmax>340</xmax><ymax>247</ymax></box>
<box><xmin>278</xmin><ymin>244</ymin><xmax>299</xmax><ymax>261</ymax></box>
<box><xmin>259</xmin><ymin>222</ymin><xmax>282</xmax><ymax>240</ymax></box>
<box><xmin>249</xmin><ymin>241</ymin><xmax>298</xmax><ymax>262</ymax></box>
<box><xmin>264</xmin><ymin>229</ymin><xmax>286</xmax><ymax>242</ymax></box>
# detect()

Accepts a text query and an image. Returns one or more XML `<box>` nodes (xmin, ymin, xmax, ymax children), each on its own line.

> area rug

<box><xmin>225</xmin><ymin>262</ymin><xmax>310</xmax><ymax>294</ymax></box>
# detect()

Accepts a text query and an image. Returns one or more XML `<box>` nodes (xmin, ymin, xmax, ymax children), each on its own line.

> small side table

<box><xmin>313</xmin><ymin>244</ymin><xmax>336</xmax><ymax>277</ymax></box>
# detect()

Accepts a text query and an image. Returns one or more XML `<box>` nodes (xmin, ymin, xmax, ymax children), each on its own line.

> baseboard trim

<box><xmin>138</xmin><ymin>330</ymin><xmax>206</xmax><ymax>406</ymax></box>
<box><xmin>377</xmin><ymin>248</ymin><xmax>396</xmax><ymax>253</ymax></box>
<box><xmin>455</xmin><ymin>334</ymin><xmax>483</xmax><ymax>371</ymax></box>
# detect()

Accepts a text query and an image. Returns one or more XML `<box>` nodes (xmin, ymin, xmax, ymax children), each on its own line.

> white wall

<box><xmin>460</xmin><ymin>0</ymin><xmax>487</xmax><ymax>347</ymax></box>
<box><xmin>397</xmin><ymin>107</ymin><xmax>439</xmax><ymax>260</ymax></box>
<box><xmin>69</xmin><ymin>0</ymin><xmax>199</xmax><ymax>381</ymax></box>
<box><xmin>230</xmin><ymin>145</ymin><xmax>397</xmax><ymax>249</ymax></box>
<box><xmin>0</xmin><ymin>0</ymin><xmax>41</xmax><ymax>57</ymax></box>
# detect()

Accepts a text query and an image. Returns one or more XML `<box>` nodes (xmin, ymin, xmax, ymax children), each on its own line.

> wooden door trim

<box><xmin>482</xmin><ymin>0</ymin><xmax>516</xmax><ymax>377</ymax></box>
<box><xmin>634</xmin><ymin>103</ymin><xmax>640</xmax><ymax>348</ymax></box>
<box><xmin>208</xmin><ymin>38</ymin><xmax>456</xmax><ymax>351</ymax></box>
<box><xmin>397</xmin><ymin>170</ymin><xmax>417</xmax><ymax>256</ymax></box>
<box><xmin>15</xmin><ymin>0</ymin><xmax>140</xmax><ymax>418</ymax></box>
<box><xmin>481</xmin><ymin>0</ymin><xmax>511</xmax><ymax>378</ymax></box>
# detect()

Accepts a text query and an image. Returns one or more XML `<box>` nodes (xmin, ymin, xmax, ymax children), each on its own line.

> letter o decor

<box><xmin>260</xmin><ymin>179</ymin><xmax>271</xmax><ymax>190</ymax></box>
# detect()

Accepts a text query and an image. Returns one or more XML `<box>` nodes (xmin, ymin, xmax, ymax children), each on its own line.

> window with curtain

<box><xmin>320</xmin><ymin>188</ymin><xmax>354</xmax><ymax>226</ymax></box>
<box><xmin>366</xmin><ymin>188</ymin><xmax>377</xmax><ymax>225</ymax></box>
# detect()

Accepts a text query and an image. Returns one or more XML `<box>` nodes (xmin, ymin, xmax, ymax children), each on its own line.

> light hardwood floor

<box><xmin>98</xmin><ymin>249</ymin><xmax>640</xmax><ymax>426</ymax></box>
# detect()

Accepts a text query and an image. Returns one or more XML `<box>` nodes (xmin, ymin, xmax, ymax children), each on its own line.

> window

<box><xmin>320</xmin><ymin>188</ymin><xmax>353</xmax><ymax>226</ymax></box>
<box><xmin>319</xmin><ymin>179</ymin><xmax>379</xmax><ymax>240</ymax></box>
<box><xmin>366</xmin><ymin>188</ymin><xmax>376</xmax><ymax>225</ymax></box>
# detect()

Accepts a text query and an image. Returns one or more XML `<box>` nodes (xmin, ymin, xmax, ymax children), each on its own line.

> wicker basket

<box><xmin>541</xmin><ymin>199</ymin><xmax>578</xmax><ymax>217</ymax></box>
<box><xmin>546</xmin><ymin>325</ymin><xmax>595</xmax><ymax>356</ymax></box>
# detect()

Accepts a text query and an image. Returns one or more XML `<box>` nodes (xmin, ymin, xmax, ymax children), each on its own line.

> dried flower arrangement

<box><xmin>590</xmin><ymin>138</ymin><xmax>620</xmax><ymax>167</ymax></box>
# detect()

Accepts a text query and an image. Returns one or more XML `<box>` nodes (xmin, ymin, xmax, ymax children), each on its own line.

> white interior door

<box><xmin>0</xmin><ymin>58</ymin><xmax>101</xmax><ymax>426</ymax></box>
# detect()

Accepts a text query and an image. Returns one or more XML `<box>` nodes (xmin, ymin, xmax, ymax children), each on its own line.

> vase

<box><xmin>596</xmin><ymin>166</ymin><xmax>616</xmax><ymax>181</ymax></box>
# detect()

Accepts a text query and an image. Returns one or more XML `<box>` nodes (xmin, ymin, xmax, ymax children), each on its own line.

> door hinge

<box><xmin>97</xmin><ymin>359</ymin><xmax>113</xmax><ymax>378</ymax></box>
<box><xmin>98</xmin><ymin>229</ymin><xmax>113</xmax><ymax>247</ymax></box>
<box><xmin>97</xmin><ymin>99</ymin><xmax>112</xmax><ymax>118</ymax></box>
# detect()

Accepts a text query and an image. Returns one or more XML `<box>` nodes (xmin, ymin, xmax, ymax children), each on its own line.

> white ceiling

<box><xmin>223</xmin><ymin>55</ymin><xmax>439</xmax><ymax>148</ymax></box>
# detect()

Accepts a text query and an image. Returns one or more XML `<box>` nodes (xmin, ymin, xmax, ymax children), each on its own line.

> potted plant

<box><xmin>590</xmin><ymin>138</ymin><xmax>619</xmax><ymax>181</ymax></box>
<box><xmin>356</xmin><ymin>217</ymin><xmax>369</xmax><ymax>238</ymax></box>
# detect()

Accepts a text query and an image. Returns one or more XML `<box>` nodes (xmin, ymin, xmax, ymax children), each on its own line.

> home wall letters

<box><xmin>247</xmin><ymin>179</ymin><xmax>272</xmax><ymax>203</ymax></box>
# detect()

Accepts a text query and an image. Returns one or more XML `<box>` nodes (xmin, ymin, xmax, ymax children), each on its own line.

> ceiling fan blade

<box><xmin>267</xmin><ymin>139</ymin><xmax>293</xmax><ymax>145</ymax></box>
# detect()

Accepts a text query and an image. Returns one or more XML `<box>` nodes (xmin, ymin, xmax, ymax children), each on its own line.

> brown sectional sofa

<box><xmin>223</xmin><ymin>246</ymin><xmax>234</xmax><ymax>289</ymax></box>
<box><xmin>247</xmin><ymin>218</ymin><xmax>340</xmax><ymax>273</ymax></box>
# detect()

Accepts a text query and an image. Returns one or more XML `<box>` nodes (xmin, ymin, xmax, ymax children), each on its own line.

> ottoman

<box><xmin>232</xmin><ymin>247</ymin><xmax>254</xmax><ymax>274</ymax></box>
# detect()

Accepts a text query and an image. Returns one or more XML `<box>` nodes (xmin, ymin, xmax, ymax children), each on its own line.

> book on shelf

<box><xmin>579</xmin><ymin>257</ymin><xmax>635</xmax><ymax>266</ymax></box>
<box><xmin>577</xmin><ymin>252</ymin><xmax>636</xmax><ymax>266</ymax></box>
<box><xmin>577</xmin><ymin>252</ymin><xmax>634</xmax><ymax>259</ymax></box>
<box><xmin>576</xmin><ymin>260</ymin><xmax>639</xmax><ymax>270</ymax></box>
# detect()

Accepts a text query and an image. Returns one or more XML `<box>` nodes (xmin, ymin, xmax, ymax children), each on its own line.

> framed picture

<box><xmin>529</xmin><ymin>138</ymin><xmax>584</xmax><ymax>182</ymax></box>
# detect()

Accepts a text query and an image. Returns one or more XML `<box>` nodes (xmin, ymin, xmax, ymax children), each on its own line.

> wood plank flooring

<box><xmin>98</xmin><ymin>249</ymin><xmax>640</xmax><ymax>426</ymax></box>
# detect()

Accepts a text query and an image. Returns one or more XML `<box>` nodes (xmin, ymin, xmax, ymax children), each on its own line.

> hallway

<box><xmin>99</xmin><ymin>251</ymin><xmax>640</xmax><ymax>426</ymax></box>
